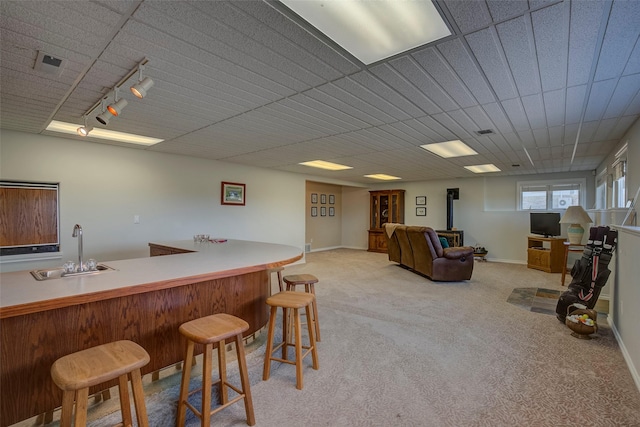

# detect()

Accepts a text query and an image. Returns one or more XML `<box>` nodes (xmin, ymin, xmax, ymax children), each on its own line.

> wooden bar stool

<box><xmin>263</xmin><ymin>291</ymin><xmax>319</xmax><ymax>390</ymax></box>
<box><xmin>283</xmin><ymin>274</ymin><xmax>321</xmax><ymax>341</ymax></box>
<box><xmin>267</xmin><ymin>266</ymin><xmax>284</xmax><ymax>294</ymax></box>
<box><xmin>176</xmin><ymin>313</ymin><xmax>255</xmax><ymax>427</ymax></box>
<box><xmin>50</xmin><ymin>340</ymin><xmax>150</xmax><ymax>427</ymax></box>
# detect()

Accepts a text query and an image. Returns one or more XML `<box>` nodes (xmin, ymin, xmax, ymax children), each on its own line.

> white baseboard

<box><xmin>608</xmin><ymin>316</ymin><xmax>640</xmax><ymax>393</ymax></box>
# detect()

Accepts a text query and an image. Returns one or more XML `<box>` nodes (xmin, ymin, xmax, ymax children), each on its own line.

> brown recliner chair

<box><xmin>407</xmin><ymin>227</ymin><xmax>474</xmax><ymax>281</ymax></box>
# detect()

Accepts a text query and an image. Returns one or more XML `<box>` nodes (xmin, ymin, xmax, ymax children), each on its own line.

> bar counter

<box><xmin>0</xmin><ymin>239</ymin><xmax>303</xmax><ymax>426</ymax></box>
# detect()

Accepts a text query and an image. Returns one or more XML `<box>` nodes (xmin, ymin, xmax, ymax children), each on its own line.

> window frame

<box><xmin>516</xmin><ymin>178</ymin><xmax>587</xmax><ymax>211</ymax></box>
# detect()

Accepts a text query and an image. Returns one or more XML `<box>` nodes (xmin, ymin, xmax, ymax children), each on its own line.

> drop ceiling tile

<box><xmin>444</xmin><ymin>0</ymin><xmax>493</xmax><ymax>33</ymax></box>
<box><xmin>521</xmin><ymin>93</ymin><xmax>547</xmax><ymax>130</ymax></box>
<box><xmin>368</xmin><ymin>63</ymin><xmax>441</xmax><ymax>115</ymax></box>
<box><xmin>411</xmin><ymin>47</ymin><xmax>477</xmax><ymax>108</ymax></box>
<box><xmin>603</xmin><ymin>74</ymin><xmax>640</xmax><ymax>119</ymax></box>
<box><xmin>584</xmin><ymin>79</ymin><xmax>617</xmax><ymax>122</ymax></box>
<box><xmin>486</xmin><ymin>0</ymin><xmax>529</xmax><ymax>22</ymax></box>
<box><xmin>543</xmin><ymin>89</ymin><xmax>566</xmax><ymax>128</ymax></box>
<box><xmin>567</xmin><ymin>1</ymin><xmax>606</xmax><ymax>86</ymax></box>
<box><xmin>348</xmin><ymin>72</ymin><xmax>424</xmax><ymax>118</ymax></box>
<box><xmin>565</xmin><ymin>85</ymin><xmax>588</xmax><ymax>124</ymax></box>
<box><xmin>594</xmin><ymin>0</ymin><xmax>640</xmax><ymax>81</ymax></box>
<box><xmin>502</xmin><ymin>98</ymin><xmax>530</xmax><ymax>131</ymax></box>
<box><xmin>388</xmin><ymin>56</ymin><xmax>459</xmax><ymax>112</ymax></box>
<box><xmin>496</xmin><ymin>16</ymin><xmax>541</xmax><ymax>96</ymax></box>
<box><xmin>315</xmin><ymin>81</ymin><xmax>399</xmax><ymax>124</ymax></box>
<box><xmin>531</xmin><ymin>2</ymin><xmax>568</xmax><ymax>92</ymax></box>
<box><xmin>482</xmin><ymin>102</ymin><xmax>513</xmax><ymax>134</ymax></box>
<box><xmin>436</xmin><ymin>38</ymin><xmax>496</xmax><ymax>104</ymax></box>
<box><xmin>465</xmin><ymin>27</ymin><xmax>518</xmax><ymax>100</ymax></box>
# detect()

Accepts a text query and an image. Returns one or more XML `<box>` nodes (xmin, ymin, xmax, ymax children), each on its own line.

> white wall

<box><xmin>0</xmin><ymin>130</ymin><xmax>307</xmax><ymax>272</ymax></box>
<box><xmin>341</xmin><ymin>171</ymin><xmax>594</xmax><ymax>262</ymax></box>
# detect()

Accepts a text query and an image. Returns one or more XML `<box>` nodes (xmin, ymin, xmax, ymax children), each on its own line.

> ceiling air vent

<box><xmin>33</xmin><ymin>51</ymin><xmax>65</xmax><ymax>77</ymax></box>
<box><xmin>475</xmin><ymin>129</ymin><xmax>494</xmax><ymax>135</ymax></box>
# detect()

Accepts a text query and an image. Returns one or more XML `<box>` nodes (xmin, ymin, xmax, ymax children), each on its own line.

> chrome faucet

<box><xmin>72</xmin><ymin>224</ymin><xmax>84</xmax><ymax>272</ymax></box>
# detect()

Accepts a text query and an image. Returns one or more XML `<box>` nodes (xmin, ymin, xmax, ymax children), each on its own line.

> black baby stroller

<box><xmin>556</xmin><ymin>226</ymin><xmax>618</xmax><ymax>322</ymax></box>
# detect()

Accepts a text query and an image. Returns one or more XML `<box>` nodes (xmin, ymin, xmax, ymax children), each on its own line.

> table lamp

<box><xmin>560</xmin><ymin>206</ymin><xmax>593</xmax><ymax>244</ymax></box>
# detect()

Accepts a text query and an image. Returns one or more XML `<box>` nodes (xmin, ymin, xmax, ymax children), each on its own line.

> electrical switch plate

<box><xmin>134</xmin><ymin>215</ymin><xmax>140</xmax><ymax>224</ymax></box>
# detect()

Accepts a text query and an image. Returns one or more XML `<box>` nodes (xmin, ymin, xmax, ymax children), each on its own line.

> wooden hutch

<box><xmin>368</xmin><ymin>190</ymin><xmax>405</xmax><ymax>252</ymax></box>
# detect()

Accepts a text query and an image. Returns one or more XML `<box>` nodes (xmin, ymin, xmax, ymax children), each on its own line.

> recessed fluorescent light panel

<box><xmin>279</xmin><ymin>0</ymin><xmax>451</xmax><ymax>65</ymax></box>
<box><xmin>464</xmin><ymin>164</ymin><xmax>501</xmax><ymax>173</ymax></box>
<box><xmin>46</xmin><ymin>121</ymin><xmax>163</xmax><ymax>146</ymax></box>
<box><xmin>299</xmin><ymin>160</ymin><xmax>353</xmax><ymax>171</ymax></box>
<box><xmin>364</xmin><ymin>174</ymin><xmax>402</xmax><ymax>181</ymax></box>
<box><xmin>421</xmin><ymin>140</ymin><xmax>478</xmax><ymax>158</ymax></box>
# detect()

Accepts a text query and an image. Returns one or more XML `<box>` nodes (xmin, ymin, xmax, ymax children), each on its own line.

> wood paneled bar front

<box><xmin>0</xmin><ymin>239</ymin><xmax>302</xmax><ymax>427</ymax></box>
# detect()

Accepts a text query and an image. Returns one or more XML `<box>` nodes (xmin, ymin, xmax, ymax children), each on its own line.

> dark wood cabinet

<box><xmin>368</xmin><ymin>190</ymin><xmax>405</xmax><ymax>252</ymax></box>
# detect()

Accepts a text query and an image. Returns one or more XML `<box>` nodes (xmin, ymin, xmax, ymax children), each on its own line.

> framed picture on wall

<box><xmin>416</xmin><ymin>207</ymin><xmax>426</xmax><ymax>216</ymax></box>
<box><xmin>221</xmin><ymin>182</ymin><xmax>245</xmax><ymax>206</ymax></box>
<box><xmin>329</xmin><ymin>207</ymin><xmax>335</xmax><ymax>216</ymax></box>
<box><xmin>311</xmin><ymin>206</ymin><xmax>318</xmax><ymax>217</ymax></box>
<box><xmin>321</xmin><ymin>206</ymin><xmax>326</xmax><ymax>216</ymax></box>
<box><xmin>321</xmin><ymin>194</ymin><xmax>327</xmax><ymax>204</ymax></box>
<box><xmin>311</xmin><ymin>193</ymin><xmax>318</xmax><ymax>204</ymax></box>
<box><xmin>416</xmin><ymin>196</ymin><xmax>426</xmax><ymax>205</ymax></box>
<box><xmin>329</xmin><ymin>194</ymin><xmax>335</xmax><ymax>204</ymax></box>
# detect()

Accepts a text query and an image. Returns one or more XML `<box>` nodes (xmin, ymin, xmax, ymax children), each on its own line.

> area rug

<box><xmin>507</xmin><ymin>287</ymin><xmax>562</xmax><ymax>315</ymax></box>
<box><xmin>507</xmin><ymin>287</ymin><xmax>609</xmax><ymax>316</ymax></box>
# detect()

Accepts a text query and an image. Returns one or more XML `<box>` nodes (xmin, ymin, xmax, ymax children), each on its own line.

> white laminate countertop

<box><xmin>0</xmin><ymin>239</ymin><xmax>303</xmax><ymax>315</ymax></box>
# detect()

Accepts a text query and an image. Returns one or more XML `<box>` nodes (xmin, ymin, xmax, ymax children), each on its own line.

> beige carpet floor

<box><xmin>20</xmin><ymin>249</ymin><xmax>640</xmax><ymax>426</ymax></box>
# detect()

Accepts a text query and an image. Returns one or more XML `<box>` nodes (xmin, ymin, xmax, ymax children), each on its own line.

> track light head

<box><xmin>106</xmin><ymin>98</ymin><xmax>128</xmax><ymax>116</ymax></box>
<box><xmin>77</xmin><ymin>125</ymin><xmax>93</xmax><ymax>136</ymax></box>
<box><xmin>130</xmin><ymin>76</ymin><xmax>154</xmax><ymax>99</ymax></box>
<box><xmin>96</xmin><ymin>110</ymin><xmax>114</xmax><ymax>125</ymax></box>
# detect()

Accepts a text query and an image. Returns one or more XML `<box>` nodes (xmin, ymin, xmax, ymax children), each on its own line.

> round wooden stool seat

<box><xmin>176</xmin><ymin>313</ymin><xmax>255</xmax><ymax>427</ymax></box>
<box><xmin>283</xmin><ymin>274</ymin><xmax>321</xmax><ymax>341</ymax></box>
<box><xmin>263</xmin><ymin>291</ymin><xmax>319</xmax><ymax>390</ymax></box>
<box><xmin>51</xmin><ymin>340</ymin><xmax>150</xmax><ymax>427</ymax></box>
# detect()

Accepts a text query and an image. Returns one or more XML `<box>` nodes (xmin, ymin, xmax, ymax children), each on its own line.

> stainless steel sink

<box><xmin>31</xmin><ymin>264</ymin><xmax>115</xmax><ymax>281</ymax></box>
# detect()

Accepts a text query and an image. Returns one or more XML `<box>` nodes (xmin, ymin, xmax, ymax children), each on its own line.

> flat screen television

<box><xmin>530</xmin><ymin>212</ymin><xmax>561</xmax><ymax>237</ymax></box>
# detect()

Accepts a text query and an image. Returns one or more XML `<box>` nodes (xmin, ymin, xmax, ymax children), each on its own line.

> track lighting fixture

<box><xmin>106</xmin><ymin>87</ymin><xmax>128</xmax><ymax>116</ymax></box>
<box><xmin>96</xmin><ymin>99</ymin><xmax>114</xmax><ymax>125</ymax></box>
<box><xmin>130</xmin><ymin>77</ymin><xmax>154</xmax><ymax>99</ymax></box>
<box><xmin>73</xmin><ymin>58</ymin><xmax>150</xmax><ymax>130</ymax></box>
<box><xmin>130</xmin><ymin>64</ymin><xmax>154</xmax><ymax>99</ymax></box>
<box><xmin>76</xmin><ymin>116</ymin><xmax>93</xmax><ymax>136</ymax></box>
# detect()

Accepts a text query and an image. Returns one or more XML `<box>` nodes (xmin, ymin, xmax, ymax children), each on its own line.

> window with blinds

<box><xmin>517</xmin><ymin>179</ymin><xmax>586</xmax><ymax>211</ymax></box>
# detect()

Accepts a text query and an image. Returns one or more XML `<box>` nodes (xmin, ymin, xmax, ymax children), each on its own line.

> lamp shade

<box><xmin>560</xmin><ymin>206</ymin><xmax>592</xmax><ymax>244</ymax></box>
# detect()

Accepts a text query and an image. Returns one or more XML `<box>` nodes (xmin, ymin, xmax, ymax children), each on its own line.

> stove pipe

<box><xmin>446</xmin><ymin>188</ymin><xmax>459</xmax><ymax>230</ymax></box>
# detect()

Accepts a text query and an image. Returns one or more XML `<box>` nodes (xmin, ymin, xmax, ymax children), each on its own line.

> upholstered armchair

<box><xmin>407</xmin><ymin>227</ymin><xmax>474</xmax><ymax>281</ymax></box>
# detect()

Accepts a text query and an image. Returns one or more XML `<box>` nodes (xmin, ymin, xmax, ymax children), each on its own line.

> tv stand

<box><xmin>527</xmin><ymin>236</ymin><xmax>566</xmax><ymax>273</ymax></box>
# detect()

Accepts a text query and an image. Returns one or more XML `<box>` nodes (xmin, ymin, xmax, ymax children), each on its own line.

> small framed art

<box><xmin>329</xmin><ymin>194</ymin><xmax>335</xmax><ymax>204</ymax></box>
<box><xmin>321</xmin><ymin>194</ymin><xmax>327</xmax><ymax>204</ymax></box>
<box><xmin>321</xmin><ymin>206</ymin><xmax>327</xmax><ymax>216</ymax></box>
<box><xmin>221</xmin><ymin>182</ymin><xmax>245</xmax><ymax>206</ymax></box>
<box><xmin>329</xmin><ymin>207</ymin><xmax>335</xmax><ymax>216</ymax></box>
<box><xmin>311</xmin><ymin>193</ymin><xmax>318</xmax><ymax>204</ymax></box>
<box><xmin>416</xmin><ymin>196</ymin><xmax>426</xmax><ymax>205</ymax></box>
<box><xmin>311</xmin><ymin>206</ymin><xmax>318</xmax><ymax>217</ymax></box>
<box><xmin>416</xmin><ymin>207</ymin><xmax>426</xmax><ymax>216</ymax></box>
